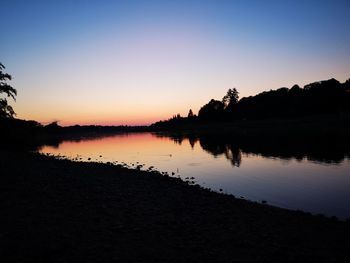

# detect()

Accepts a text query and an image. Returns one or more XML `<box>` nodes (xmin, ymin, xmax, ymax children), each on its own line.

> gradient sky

<box><xmin>2</xmin><ymin>0</ymin><xmax>350</xmax><ymax>125</ymax></box>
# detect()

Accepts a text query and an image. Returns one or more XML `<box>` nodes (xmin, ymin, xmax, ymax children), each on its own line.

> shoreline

<box><xmin>41</xmin><ymin>151</ymin><xmax>350</xmax><ymax>220</ymax></box>
<box><xmin>1</xmin><ymin>150</ymin><xmax>350</xmax><ymax>262</ymax></box>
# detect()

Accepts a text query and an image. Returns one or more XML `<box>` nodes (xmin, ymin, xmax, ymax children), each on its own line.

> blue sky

<box><xmin>1</xmin><ymin>0</ymin><xmax>350</xmax><ymax>125</ymax></box>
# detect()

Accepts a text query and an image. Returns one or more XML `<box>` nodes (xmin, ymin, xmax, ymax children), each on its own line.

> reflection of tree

<box><xmin>200</xmin><ymin>139</ymin><xmax>225</xmax><ymax>156</ymax></box>
<box><xmin>199</xmin><ymin>136</ymin><xmax>242</xmax><ymax>167</ymax></box>
<box><xmin>154</xmin><ymin>133</ymin><xmax>199</xmax><ymax>149</ymax></box>
<box><xmin>161</xmin><ymin>132</ymin><xmax>348</xmax><ymax>165</ymax></box>
<box><xmin>224</xmin><ymin>145</ymin><xmax>242</xmax><ymax>167</ymax></box>
<box><xmin>188</xmin><ymin>136</ymin><xmax>198</xmax><ymax>149</ymax></box>
<box><xmin>173</xmin><ymin>137</ymin><xmax>183</xmax><ymax>145</ymax></box>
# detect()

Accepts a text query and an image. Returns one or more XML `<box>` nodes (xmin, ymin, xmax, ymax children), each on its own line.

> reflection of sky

<box><xmin>40</xmin><ymin>132</ymin><xmax>350</xmax><ymax>218</ymax></box>
<box><xmin>2</xmin><ymin>0</ymin><xmax>350</xmax><ymax>125</ymax></box>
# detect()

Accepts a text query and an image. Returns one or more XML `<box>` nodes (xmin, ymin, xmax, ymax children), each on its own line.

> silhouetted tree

<box><xmin>222</xmin><ymin>88</ymin><xmax>239</xmax><ymax>108</ymax></box>
<box><xmin>0</xmin><ymin>63</ymin><xmax>17</xmax><ymax>118</ymax></box>
<box><xmin>344</xmin><ymin>79</ymin><xmax>350</xmax><ymax>90</ymax></box>
<box><xmin>188</xmin><ymin>109</ymin><xmax>194</xmax><ymax>118</ymax></box>
<box><xmin>198</xmin><ymin>99</ymin><xmax>225</xmax><ymax>121</ymax></box>
<box><xmin>289</xmin><ymin>84</ymin><xmax>302</xmax><ymax>93</ymax></box>
<box><xmin>152</xmin><ymin>77</ymin><xmax>350</xmax><ymax>128</ymax></box>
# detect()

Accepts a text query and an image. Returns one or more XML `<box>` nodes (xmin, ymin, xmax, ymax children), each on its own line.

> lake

<box><xmin>40</xmin><ymin>132</ymin><xmax>350</xmax><ymax>219</ymax></box>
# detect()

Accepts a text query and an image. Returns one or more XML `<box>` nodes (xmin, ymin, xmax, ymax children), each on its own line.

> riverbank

<box><xmin>152</xmin><ymin>112</ymin><xmax>350</xmax><ymax>138</ymax></box>
<box><xmin>1</xmin><ymin>150</ymin><xmax>350</xmax><ymax>262</ymax></box>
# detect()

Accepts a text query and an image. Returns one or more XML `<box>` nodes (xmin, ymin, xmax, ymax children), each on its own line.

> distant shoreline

<box><xmin>2</xmin><ymin>112</ymin><xmax>350</xmax><ymax>160</ymax></box>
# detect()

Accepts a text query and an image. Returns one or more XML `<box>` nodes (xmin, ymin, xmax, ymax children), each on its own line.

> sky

<box><xmin>1</xmin><ymin>0</ymin><xmax>350</xmax><ymax>126</ymax></box>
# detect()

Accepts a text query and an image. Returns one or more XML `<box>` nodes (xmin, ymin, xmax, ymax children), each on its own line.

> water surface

<box><xmin>40</xmin><ymin>132</ymin><xmax>350</xmax><ymax>219</ymax></box>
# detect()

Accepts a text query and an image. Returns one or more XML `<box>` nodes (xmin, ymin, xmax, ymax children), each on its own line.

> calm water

<box><xmin>40</xmin><ymin>132</ymin><xmax>350</xmax><ymax>219</ymax></box>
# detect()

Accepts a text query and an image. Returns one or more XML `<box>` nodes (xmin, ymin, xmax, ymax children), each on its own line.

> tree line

<box><xmin>152</xmin><ymin>78</ymin><xmax>350</xmax><ymax>128</ymax></box>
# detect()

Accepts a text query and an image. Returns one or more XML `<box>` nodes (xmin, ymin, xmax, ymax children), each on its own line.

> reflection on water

<box><xmin>40</xmin><ymin>132</ymin><xmax>350</xmax><ymax>219</ymax></box>
<box><xmin>159</xmin><ymin>133</ymin><xmax>350</xmax><ymax>165</ymax></box>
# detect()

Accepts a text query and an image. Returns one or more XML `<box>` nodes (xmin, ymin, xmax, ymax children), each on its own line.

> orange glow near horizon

<box><xmin>40</xmin><ymin>132</ymin><xmax>199</xmax><ymax>163</ymax></box>
<box><xmin>17</xmin><ymin>108</ymin><xmax>189</xmax><ymax>126</ymax></box>
<box><xmin>18</xmin><ymin>114</ymin><xmax>163</xmax><ymax>127</ymax></box>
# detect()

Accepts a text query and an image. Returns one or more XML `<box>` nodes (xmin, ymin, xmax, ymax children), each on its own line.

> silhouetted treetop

<box><xmin>198</xmin><ymin>99</ymin><xmax>225</xmax><ymax>121</ymax></box>
<box><xmin>0</xmin><ymin>63</ymin><xmax>17</xmax><ymax>118</ymax></box>
<box><xmin>222</xmin><ymin>88</ymin><xmax>239</xmax><ymax>108</ymax></box>
<box><xmin>344</xmin><ymin>78</ymin><xmax>350</xmax><ymax>87</ymax></box>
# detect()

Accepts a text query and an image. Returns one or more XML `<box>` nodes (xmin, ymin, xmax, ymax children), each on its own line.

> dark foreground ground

<box><xmin>1</xmin><ymin>151</ymin><xmax>350</xmax><ymax>263</ymax></box>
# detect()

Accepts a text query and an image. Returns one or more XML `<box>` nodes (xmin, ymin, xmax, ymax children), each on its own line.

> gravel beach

<box><xmin>1</xmin><ymin>150</ymin><xmax>350</xmax><ymax>262</ymax></box>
